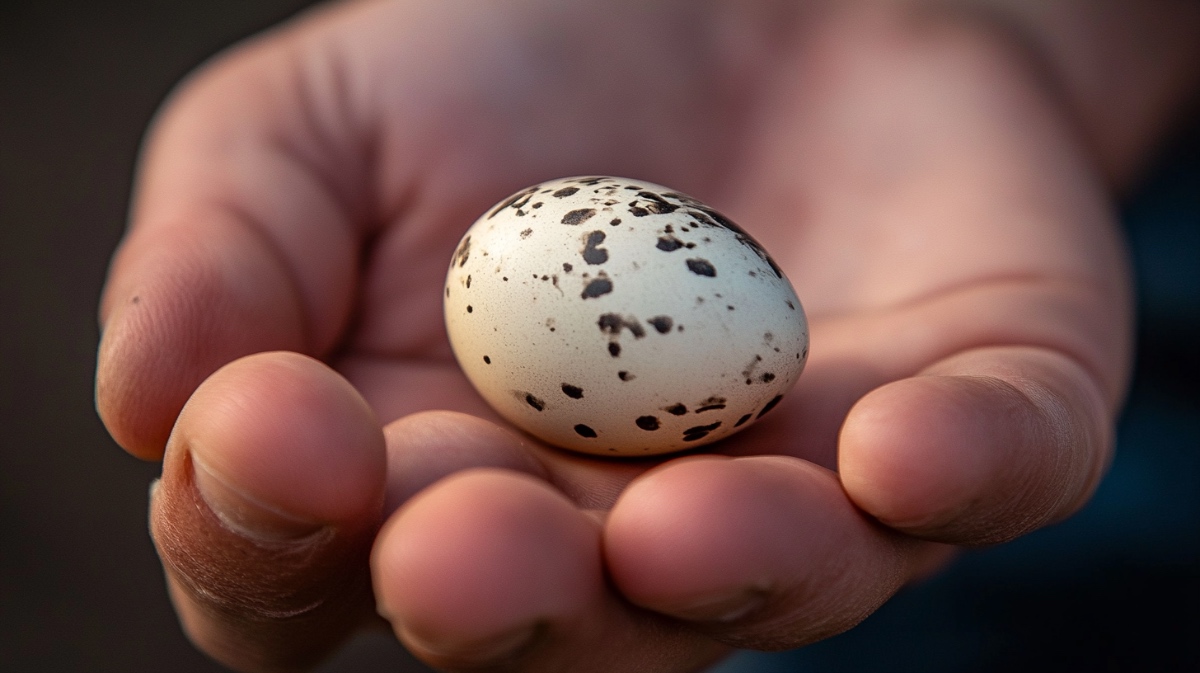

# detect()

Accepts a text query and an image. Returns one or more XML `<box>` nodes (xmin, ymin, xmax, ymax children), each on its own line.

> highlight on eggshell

<box><xmin>443</xmin><ymin>176</ymin><xmax>808</xmax><ymax>456</ymax></box>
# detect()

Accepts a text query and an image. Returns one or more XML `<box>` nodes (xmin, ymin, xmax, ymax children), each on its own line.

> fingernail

<box><xmin>667</xmin><ymin>586</ymin><xmax>770</xmax><ymax>623</ymax></box>
<box><xmin>400</xmin><ymin>624</ymin><xmax>538</xmax><ymax>664</ymax></box>
<box><xmin>191</xmin><ymin>453</ymin><xmax>326</xmax><ymax>542</ymax></box>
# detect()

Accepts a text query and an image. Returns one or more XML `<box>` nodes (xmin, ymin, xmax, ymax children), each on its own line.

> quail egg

<box><xmin>444</xmin><ymin>176</ymin><xmax>807</xmax><ymax>456</ymax></box>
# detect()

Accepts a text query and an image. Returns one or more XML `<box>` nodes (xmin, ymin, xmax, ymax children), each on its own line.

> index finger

<box><xmin>96</xmin><ymin>4</ymin><xmax>369</xmax><ymax>459</ymax></box>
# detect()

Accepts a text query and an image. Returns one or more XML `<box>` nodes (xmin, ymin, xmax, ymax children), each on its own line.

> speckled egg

<box><xmin>443</xmin><ymin>176</ymin><xmax>808</xmax><ymax>456</ymax></box>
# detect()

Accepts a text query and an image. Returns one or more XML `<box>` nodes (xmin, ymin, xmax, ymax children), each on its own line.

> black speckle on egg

<box><xmin>574</xmin><ymin>424</ymin><xmax>597</xmax><ymax>438</ymax></box>
<box><xmin>766</xmin><ymin>256</ymin><xmax>784</xmax><ymax>279</ymax></box>
<box><xmin>608</xmin><ymin>343</ymin><xmax>621</xmax><ymax>357</ymax></box>
<box><xmin>694</xmin><ymin>205</ymin><xmax>785</xmax><ymax>278</ymax></box>
<box><xmin>648</xmin><ymin>316</ymin><xmax>673</xmax><ymax>334</ymax></box>
<box><xmin>636</xmin><ymin>191</ymin><xmax>679</xmax><ymax>215</ymax></box>
<box><xmin>561</xmin><ymin>384</ymin><xmax>584</xmax><ymax>399</ymax></box>
<box><xmin>761</xmin><ymin>372</ymin><xmax>776</xmax><ymax>383</ymax></box>
<box><xmin>741</xmin><ymin>354</ymin><xmax>764</xmax><ymax>383</ymax></box>
<box><xmin>532</xmin><ymin>202</ymin><xmax>543</xmax><ymax>209</ymax></box>
<box><xmin>656</xmin><ymin>236</ymin><xmax>684</xmax><ymax>252</ymax></box>
<box><xmin>598</xmin><ymin>313</ymin><xmax>646</xmax><ymax>339</ymax></box>
<box><xmin>488</xmin><ymin>187</ymin><xmax>537</xmax><ymax>218</ymax></box>
<box><xmin>466</xmin><ymin>275</ymin><xmax>471</xmax><ymax>288</ymax></box>
<box><xmin>618</xmin><ymin>371</ymin><xmax>634</xmax><ymax>381</ymax></box>
<box><xmin>695</xmin><ymin>396</ymin><xmax>727</xmax><ymax>413</ymax></box>
<box><xmin>636</xmin><ymin>416</ymin><xmax>661</xmax><ymax>431</ymax></box>
<box><xmin>663</xmin><ymin>191</ymin><xmax>699</xmax><ymax>204</ymax></box>
<box><xmin>735</xmin><ymin>413</ymin><xmax>752</xmax><ymax>427</ymax></box>
<box><xmin>452</xmin><ymin>235</ymin><xmax>471</xmax><ymax>267</ymax></box>
<box><xmin>553</xmin><ymin>186</ymin><xmax>580</xmax><ymax>198</ymax></box>
<box><xmin>466</xmin><ymin>305</ymin><xmax>473</xmax><ymax>313</ymax></box>
<box><xmin>562</xmin><ymin>208</ymin><xmax>596</xmax><ymax>225</ymax></box>
<box><xmin>520</xmin><ymin>228</ymin><xmax>533</xmax><ymax>239</ymax></box>
<box><xmin>629</xmin><ymin>205</ymin><xmax>650</xmax><ymax>217</ymax></box>
<box><xmin>581</xmin><ymin>230</ymin><xmax>609</xmax><ymax>265</ymax></box>
<box><xmin>610</xmin><ymin>218</ymin><xmax>621</xmax><ymax>226</ymax></box>
<box><xmin>525</xmin><ymin>393</ymin><xmax>546</xmax><ymax>411</ymax></box>
<box><xmin>787</xmin><ymin>300</ymin><xmax>795</xmax><ymax>310</ymax></box>
<box><xmin>581</xmin><ymin>277</ymin><xmax>613</xmax><ymax>299</ymax></box>
<box><xmin>686</xmin><ymin>209</ymin><xmax>716</xmax><ymax>227</ymax></box>
<box><xmin>563</xmin><ymin>263</ymin><xmax>573</xmax><ymax>273</ymax></box>
<box><xmin>664</xmin><ymin>403</ymin><xmax>687</xmax><ymax>416</ymax></box>
<box><xmin>682</xmin><ymin>422</ymin><xmax>722</xmax><ymax>442</ymax></box>
<box><xmin>757</xmin><ymin>395</ymin><xmax>784</xmax><ymax>419</ymax></box>
<box><xmin>686</xmin><ymin>258</ymin><xmax>717</xmax><ymax>277</ymax></box>
<box><xmin>483</xmin><ymin>355</ymin><xmax>491</xmax><ymax>364</ymax></box>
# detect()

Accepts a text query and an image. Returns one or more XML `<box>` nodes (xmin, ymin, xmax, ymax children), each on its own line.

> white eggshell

<box><xmin>444</xmin><ymin>176</ymin><xmax>808</xmax><ymax>456</ymax></box>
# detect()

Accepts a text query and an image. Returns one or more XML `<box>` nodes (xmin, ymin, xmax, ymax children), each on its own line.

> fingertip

<box><xmin>839</xmin><ymin>368</ymin><xmax>1100</xmax><ymax>545</ymax></box>
<box><xmin>606</xmin><ymin>456</ymin><xmax>766</xmax><ymax>621</ymax></box>
<box><xmin>372</xmin><ymin>469</ymin><xmax>601</xmax><ymax>667</ymax></box>
<box><xmin>97</xmin><ymin>220</ymin><xmax>307</xmax><ymax>460</ymax></box>
<box><xmin>175</xmin><ymin>351</ymin><xmax>386</xmax><ymax>527</ymax></box>
<box><xmin>150</xmin><ymin>351</ymin><xmax>386</xmax><ymax>671</ymax></box>
<box><xmin>606</xmin><ymin>456</ymin><xmax>913</xmax><ymax>648</ymax></box>
<box><xmin>95</xmin><ymin>289</ymin><xmax>190</xmax><ymax>460</ymax></box>
<box><xmin>839</xmin><ymin>376</ymin><xmax>1003</xmax><ymax>536</ymax></box>
<box><xmin>606</xmin><ymin>456</ymin><xmax>791</xmax><ymax>621</ymax></box>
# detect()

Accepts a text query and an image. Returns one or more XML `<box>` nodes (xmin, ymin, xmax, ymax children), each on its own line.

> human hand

<box><xmin>96</xmin><ymin>1</ymin><xmax>1134</xmax><ymax>671</ymax></box>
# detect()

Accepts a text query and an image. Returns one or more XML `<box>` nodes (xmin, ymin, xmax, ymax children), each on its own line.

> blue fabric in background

<box><xmin>713</xmin><ymin>130</ymin><xmax>1200</xmax><ymax>672</ymax></box>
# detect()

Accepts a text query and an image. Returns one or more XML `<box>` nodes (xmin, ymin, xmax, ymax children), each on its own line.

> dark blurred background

<box><xmin>1</xmin><ymin>2</ymin><xmax>1196</xmax><ymax>672</ymax></box>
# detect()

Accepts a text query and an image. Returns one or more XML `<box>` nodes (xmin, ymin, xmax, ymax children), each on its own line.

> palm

<box><xmin>325</xmin><ymin>0</ymin><xmax>1117</xmax><ymax>488</ymax></box>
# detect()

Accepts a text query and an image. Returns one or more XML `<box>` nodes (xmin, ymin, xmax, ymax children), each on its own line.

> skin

<box><xmin>95</xmin><ymin>0</ymin><xmax>1200</xmax><ymax>671</ymax></box>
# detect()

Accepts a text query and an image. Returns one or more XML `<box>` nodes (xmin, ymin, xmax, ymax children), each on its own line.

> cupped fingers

<box><xmin>839</xmin><ymin>345</ymin><xmax>1112</xmax><ymax>545</ymax></box>
<box><xmin>151</xmin><ymin>351</ymin><xmax>386</xmax><ymax>672</ymax></box>
<box><xmin>372</xmin><ymin>469</ymin><xmax>725</xmax><ymax>672</ymax></box>
<box><xmin>605</xmin><ymin>455</ymin><xmax>937</xmax><ymax>651</ymax></box>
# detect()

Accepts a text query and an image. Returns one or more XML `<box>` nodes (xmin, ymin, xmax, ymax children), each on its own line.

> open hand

<box><xmin>97</xmin><ymin>1</ymin><xmax>1133</xmax><ymax>670</ymax></box>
